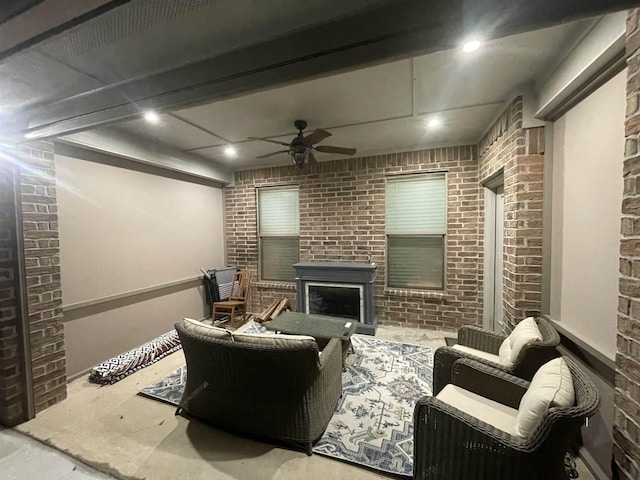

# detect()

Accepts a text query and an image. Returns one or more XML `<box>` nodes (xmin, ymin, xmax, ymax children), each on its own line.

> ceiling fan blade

<box><xmin>303</xmin><ymin>129</ymin><xmax>331</xmax><ymax>146</ymax></box>
<box><xmin>248</xmin><ymin>137</ymin><xmax>290</xmax><ymax>147</ymax></box>
<box><xmin>314</xmin><ymin>145</ymin><xmax>357</xmax><ymax>155</ymax></box>
<box><xmin>256</xmin><ymin>150</ymin><xmax>289</xmax><ymax>159</ymax></box>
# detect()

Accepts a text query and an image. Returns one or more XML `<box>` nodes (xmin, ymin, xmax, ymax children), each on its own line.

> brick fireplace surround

<box><xmin>0</xmin><ymin>9</ymin><xmax>638</xmax><ymax>478</ymax></box>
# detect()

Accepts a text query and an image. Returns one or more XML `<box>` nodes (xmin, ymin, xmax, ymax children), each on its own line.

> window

<box><xmin>258</xmin><ymin>186</ymin><xmax>300</xmax><ymax>281</ymax></box>
<box><xmin>386</xmin><ymin>173</ymin><xmax>446</xmax><ymax>289</ymax></box>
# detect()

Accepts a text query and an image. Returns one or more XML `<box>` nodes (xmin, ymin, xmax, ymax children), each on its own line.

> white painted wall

<box><xmin>56</xmin><ymin>154</ymin><xmax>224</xmax><ymax>304</ymax></box>
<box><xmin>56</xmin><ymin>154</ymin><xmax>225</xmax><ymax>376</ymax></box>
<box><xmin>550</xmin><ymin>70</ymin><xmax>625</xmax><ymax>360</ymax></box>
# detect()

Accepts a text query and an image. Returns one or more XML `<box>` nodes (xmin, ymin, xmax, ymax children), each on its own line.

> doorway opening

<box><xmin>483</xmin><ymin>175</ymin><xmax>504</xmax><ymax>333</ymax></box>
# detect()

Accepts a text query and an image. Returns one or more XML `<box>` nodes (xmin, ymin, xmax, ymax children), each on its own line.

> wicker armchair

<box><xmin>414</xmin><ymin>357</ymin><xmax>600</xmax><ymax>480</ymax></box>
<box><xmin>433</xmin><ymin>318</ymin><xmax>560</xmax><ymax>395</ymax></box>
<box><xmin>174</xmin><ymin>322</ymin><xmax>343</xmax><ymax>454</ymax></box>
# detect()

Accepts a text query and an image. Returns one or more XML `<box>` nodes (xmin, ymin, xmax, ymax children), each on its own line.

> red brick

<box><xmin>617</xmin><ymin>15</ymin><xmax>640</xmax><ymax>476</ymax></box>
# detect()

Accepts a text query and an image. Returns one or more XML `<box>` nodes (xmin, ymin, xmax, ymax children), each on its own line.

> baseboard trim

<box><xmin>66</xmin><ymin>366</ymin><xmax>93</xmax><ymax>383</ymax></box>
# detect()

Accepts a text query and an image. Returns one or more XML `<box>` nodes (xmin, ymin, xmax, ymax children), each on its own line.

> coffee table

<box><xmin>266</xmin><ymin>312</ymin><xmax>357</xmax><ymax>366</ymax></box>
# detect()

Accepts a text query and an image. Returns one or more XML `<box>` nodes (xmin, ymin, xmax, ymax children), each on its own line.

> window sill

<box><xmin>255</xmin><ymin>281</ymin><xmax>296</xmax><ymax>291</ymax></box>
<box><xmin>384</xmin><ymin>288</ymin><xmax>447</xmax><ymax>301</ymax></box>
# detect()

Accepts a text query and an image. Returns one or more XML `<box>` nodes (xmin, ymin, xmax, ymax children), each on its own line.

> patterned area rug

<box><xmin>139</xmin><ymin>322</ymin><xmax>433</xmax><ymax>477</ymax></box>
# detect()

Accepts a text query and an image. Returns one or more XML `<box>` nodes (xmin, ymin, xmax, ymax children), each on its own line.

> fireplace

<box><xmin>293</xmin><ymin>262</ymin><xmax>377</xmax><ymax>334</ymax></box>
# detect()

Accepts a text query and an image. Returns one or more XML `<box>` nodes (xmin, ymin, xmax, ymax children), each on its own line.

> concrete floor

<box><xmin>4</xmin><ymin>323</ymin><xmax>596</xmax><ymax>480</ymax></box>
<box><xmin>0</xmin><ymin>427</ymin><xmax>112</xmax><ymax>479</ymax></box>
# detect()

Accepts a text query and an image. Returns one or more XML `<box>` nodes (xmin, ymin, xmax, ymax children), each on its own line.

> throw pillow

<box><xmin>498</xmin><ymin>317</ymin><xmax>543</xmax><ymax>368</ymax></box>
<box><xmin>182</xmin><ymin>318</ymin><xmax>232</xmax><ymax>340</ymax></box>
<box><xmin>513</xmin><ymin>357</ymin><xmax>575</xmax><ymax>438</ymax></box>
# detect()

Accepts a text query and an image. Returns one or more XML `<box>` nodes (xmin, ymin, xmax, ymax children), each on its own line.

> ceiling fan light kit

<box><xmin>250</xmin><ymin>119</ymin><xmax>357</xmax><ymax>169</ymax></box>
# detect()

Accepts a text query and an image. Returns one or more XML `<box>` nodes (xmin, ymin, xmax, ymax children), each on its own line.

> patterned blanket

<box><xmin>88</xmin><ymin>330</ymin><xmax>182</xmax><ymax>385</ymax></box>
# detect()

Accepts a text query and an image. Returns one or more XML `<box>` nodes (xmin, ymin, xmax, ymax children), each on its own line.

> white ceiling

<box><xmin>102</xmin><ymin>17</ymin><xmax>594</xmax><ymax>170</ymax></box>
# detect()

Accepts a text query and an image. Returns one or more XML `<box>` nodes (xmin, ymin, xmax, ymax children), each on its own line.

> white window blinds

<box><xmin>386</xmin><ymin>173</ymin><xmax>446</xmax><ymax>289</ymax></box>
<box><xmin>386</xmin><ymin>173</ymin><xmax>446</xmax><ymax>234</ymax></box>
<box><xmin>258</xmin><ymin>187</ymin><xmax>300</xmax><ymax>235</ymax></box>
<box><xmin>258</xmin><ymin>186</ymin><xmax>300</xmax><ymax>281</ymax></box>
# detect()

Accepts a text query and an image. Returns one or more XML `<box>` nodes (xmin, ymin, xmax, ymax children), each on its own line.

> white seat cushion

<box><xmin>498</xmin><ymin>317</ymin><xmax>543</xmax><ymax>368</ymax></box>
<box><xmin>182</xmin><ymin>318</ymin><xmax>232</xmax><ymax>340</ymax></box>
<box><xmin>514</xmin><ymin>357</ymin><xmax>575</xmax><ymax>438</ymax></box>
<box><xmin>232</xmin><ymin>332</ymin><xmax>317</xmax><ymax>349</ymax></box>
<box><xmin>452</xmin><ymin>344</ymin><xmax>500</xmax><ymax>363</ymax></box>
<box><xmin>436</xmin><ymin>384</ymin><xmax>519</xmax><ymax>435</ymax></box>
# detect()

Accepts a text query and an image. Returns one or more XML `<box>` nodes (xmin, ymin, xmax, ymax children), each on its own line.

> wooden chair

<box><xmin>212</xmin><ymin>270</ymin><xmax>251</xmax><ymax>327</ymax></box>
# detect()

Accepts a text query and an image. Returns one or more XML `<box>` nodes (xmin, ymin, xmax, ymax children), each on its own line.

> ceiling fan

<box><xmin>248</xmin><ymin>120</ymin><xmax>357</xmax><ymax>169</ymax></box>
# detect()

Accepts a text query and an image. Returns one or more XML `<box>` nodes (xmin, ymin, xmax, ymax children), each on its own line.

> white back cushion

<box><xmin>498</xmin><ymin>317</ymin><xmax>542</xmax><ymax>368</ymax></box>
<box><xmin>452</xmin><ymin>344</ymin><xmax>500</xmax><ymax>363</ymax></box>
<box><xmin>513</xmin><ymin>357</ymin><xmax>575</xmax><ymax>438</ymax></box>
<box><xmin>232</xmin><ymin>332</ymin><xmax>317</xmax><ymax>349</ymax></box>
<box><xmin>182</xmin><ymin>318</ymin><xmax>232</xmax><ymax>340</ymax></box>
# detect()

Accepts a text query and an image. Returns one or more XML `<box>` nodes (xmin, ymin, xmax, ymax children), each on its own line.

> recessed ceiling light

<box><xmin>427</xmin><ymin>118</ymin><xmax>443</xmax><ymax>129</ymax></box>
<box><xmin>143</xmin><ymin>110</ymin><xmax>160</xmax><ymax>124</ymax></box>
<box><xmin>224</xmin><ymin>145</ymin><xmax>238</xmax><ymax>158</ymax></box>
<box><xmin>462</xmin><ymin>39</ymin><xmax>481</xmax><ymax>53</ymax></box>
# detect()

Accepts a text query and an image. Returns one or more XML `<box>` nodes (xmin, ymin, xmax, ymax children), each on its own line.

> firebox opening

<box><xmin>305</xmin><ymin>282</ymin><xmax>364</xmax><ymax>323</ymax></box>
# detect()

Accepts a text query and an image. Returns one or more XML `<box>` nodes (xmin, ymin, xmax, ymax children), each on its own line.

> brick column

<box><xmin>18</xmin><ymin>141</ymin><xmax>66</xmax><ymax>413</ymax></box>
<box><xmin>0</xmin><ymin>151</ymin><xmax>28</xmax><ymax>426</ymax></box>
<box><xmin>615</xmin><ymin>9</ymin><xmax>640</xmax><ymax>480</ymax></box>
<box><xmin>505</xmin><ymin>126</ymin><xmax>545</xmax><ymax>326</ymax></box>
<box><xmin>478</xmin><ymin>98</ymin><xmax>545</xmax><ymax>330</ymax></box>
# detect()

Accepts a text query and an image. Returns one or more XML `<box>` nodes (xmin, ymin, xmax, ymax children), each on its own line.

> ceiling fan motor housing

<box><xmin>290</xmin><ymin>136</ymin><xmax>307</xmax><ymax>151</ymax></box>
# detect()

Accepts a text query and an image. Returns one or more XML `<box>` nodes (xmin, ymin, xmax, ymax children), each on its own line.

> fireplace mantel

<box><xmin>293</xmin><ymin>262</ymin><xmax>377</xmax><ymax>334</ymax></box>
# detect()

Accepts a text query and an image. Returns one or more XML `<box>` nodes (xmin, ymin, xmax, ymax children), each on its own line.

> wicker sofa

<box><xmin>433</xmin><ymin>317</ymin><xmax>560</xmax><ymax>395</ymax></box>
<box><xmin>414</xmin><ymin>357</ymin><xmax>600</xmax><ymax>480</ymax></box>
<box><xmin>174</xmin><ymin>320</ymin><xmax>343</xmax><ymax>453</ymax></box>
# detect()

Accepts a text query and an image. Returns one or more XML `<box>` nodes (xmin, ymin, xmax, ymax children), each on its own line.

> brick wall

<box><xmin>0</xmin><ymin>152</ymin><xmax>26</xmax><ymax>426</ymax></box>
<box><xmin>226</xmin><ymin>146</ymin><xmax>481</xmax><ymax>330</ymax></box>
<box><xmin>478</xmin><ymin>97</ymin><xmax>545</xmax><ymax>329</ymax></box>
<box><xmin>615</xmin><ymin>9</ymin><xmax>640</xmax><ymax>479</ymax></box>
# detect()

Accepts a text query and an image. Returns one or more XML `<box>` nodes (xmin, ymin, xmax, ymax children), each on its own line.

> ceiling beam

<box><xmin>11</xmin><ymin>0</ymin><xmax>639</xmax><ymax>140</ymax></box>
<box><xmin>58</xmin><ymin>129</ymin><xmax>232</xmax><ymax>185</ymax></box>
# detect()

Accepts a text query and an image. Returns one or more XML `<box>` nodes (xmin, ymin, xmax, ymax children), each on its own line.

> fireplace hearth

<box><xmin>293</xmin><ymin>262</ymin><xmax>377</xmax><ymax>334</ymax></box>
